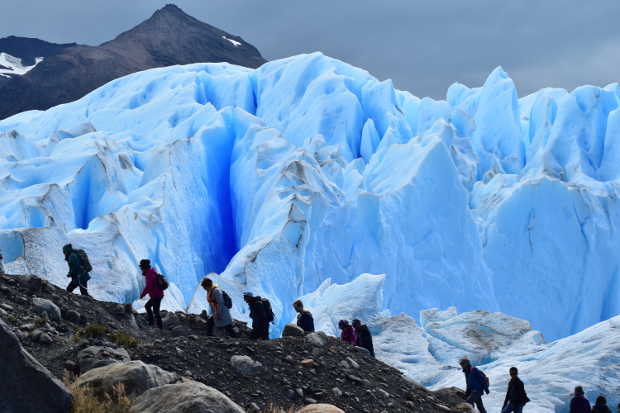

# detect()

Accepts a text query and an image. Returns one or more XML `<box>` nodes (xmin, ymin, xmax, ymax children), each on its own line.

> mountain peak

<box><xmin>149</xmin><ymin>3</ymin><xmax>195</xmax><ymax>23</ymax></box>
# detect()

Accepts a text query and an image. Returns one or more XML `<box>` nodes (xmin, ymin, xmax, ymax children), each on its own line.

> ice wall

<box><xmin>1</xmin><ymin>53</ymin><xmax>619</xmax><ymax>339</ymax></box>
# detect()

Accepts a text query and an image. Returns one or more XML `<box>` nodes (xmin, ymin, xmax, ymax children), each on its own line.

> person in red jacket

<box><xmin>139</xmin><ymin>259</ymin><xmax>164</xmax><ymax>329</ymax></box>
<box><xmin>338</xmin><ymin>320</ymin><xmax>357</xmax><ymax>345</ymax></box>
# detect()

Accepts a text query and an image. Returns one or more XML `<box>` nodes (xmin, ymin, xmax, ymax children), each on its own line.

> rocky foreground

<box><xmin>0</xmin><ymin>273</ymin><xmax>471</xmax><ymax>412</ymax></box>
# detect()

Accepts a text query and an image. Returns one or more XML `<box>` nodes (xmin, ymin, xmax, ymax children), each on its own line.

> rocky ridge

<box><xmin>0</xmin><ymin>272</ymin><xmax>471</xmax><ymax>412</ymax></box>
<box><xmin>0</xmin><ymin>4</ymin><xmax>266</xmax><ymax>119</ymax></box>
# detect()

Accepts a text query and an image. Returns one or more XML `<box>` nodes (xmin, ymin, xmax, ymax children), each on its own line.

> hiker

<box><xmin>569</xmin><ymin>386</ymin><xmax>591</xmax><ymax>413</ymax></box>
<box><xmin>201</xmin><ymin>275</ymin><xmax>232</xmax><ymax>338</ymax></box>
<box><xmin>293</xmin><ymin>299</ymin><xmax>314</xmax><ymax>333</ymax></box>
<box><xmin>352</xmin><ymin>319</ymin><xmax>375</xmax><ymax>357</ymax></box>
<box><xmin>338</xmin><ymin>319</ymin><xmax>357</xmax><ymax>345</ymax></box>
<box><xmin>244</xmin><ymin>292</ymin><xmax>270</xmax><ymax>340</ymax></box>
<box><xmin>592</xmin><ymin>396</ymin><xmax>611</xmax><ymax>413</ymax></box>
<box><xmin>502</xmin><ymin>367</ymin><xmax>529</xmax><ymax>413</ymax></box>
<box><xmin>616</xmin><ymin>402</ymin><xmax>620</xmax><ymax>413</ymax></box>
<box><xmin>459</xmin><ymin>358</ymin><xmax>489</xmax><ymax>413</ymax></box>
<box><xmin>139</xmin><ymin>259</ymin><xmax>164</xmax><ymax>329</ymax></box>
<box><xmin>0</xmin><ymin>249</ymin><xmax>5</xmax><ymax>275</ymax></box>
<box><xmin>63</xmin><ymin>244</ymin><xmax>91</xmax><ymax>297</ymax></box>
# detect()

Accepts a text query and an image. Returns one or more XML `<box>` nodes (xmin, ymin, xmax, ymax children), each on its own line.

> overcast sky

<box><xmin>1</xmin><ymin>0</ymin><xmax>619</xmax><ymax>98</ymax></box>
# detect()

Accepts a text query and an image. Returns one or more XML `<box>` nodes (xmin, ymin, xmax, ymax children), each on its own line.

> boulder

<box><xmin>0</xmin><ymin>317</ymin><xmax>73</xmax><ymax>413</ymax></box>
<box><xmin>282</xmin><ymin>323</ymin><xmax>305</xmax><ymax>337</ymax></box>
<box><xmin>75</xmin><ymin>360</ymin><xmax>179</xmax><ymax>399</ymax></box>
<box><xmin>306</xmin><ymin>331</ymin><xmax>328</xmax><ymax>346</ymax></box>
<box><xmin>297</xmin><ymin>404</ymin><xmax>345</xmax><ymax>413</ymax></box>
<box><xmin>130</xmin><ymin>381</ymin><xmax>245</xmax><ymax>413</ymax></box>
<box><xmin>32</xmin><ymin>297</ymin><xmax>62</xmax><ymax>321</ymax></box>
<box><xmin>230</xmin><ymin>355</ymin><xmax>263</xmax><ymax>375</ymax></box>
<box><xmin>77</xmin><ymin>346</ymin><xmax>131</xmax><ymax>373</ymax></box>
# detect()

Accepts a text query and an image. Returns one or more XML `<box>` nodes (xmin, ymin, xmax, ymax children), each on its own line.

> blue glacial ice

<box><xmin>0</xmin><ymin>53</ymin><xmax>619</xmax><ymax>342</ymax></box>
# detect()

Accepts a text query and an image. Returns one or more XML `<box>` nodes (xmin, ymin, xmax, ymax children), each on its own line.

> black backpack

<box><xmin>221</xmin><ymin>290</ymin><xmax>233</xmax><ymax>309</ymax></box>
<box><xmin>157</xmin><ymin>273</ymin><xmax>169</xmax><ymax>290</ymax></box>
<box><xmin>75</xmin><ymin>249</ymin><xmax>92</xmax><ymax>272</ymax></box>
<box><xmin>261</xmin><ymin>298</ymin><xmax>275</xmax><ymax>323</ymax></box>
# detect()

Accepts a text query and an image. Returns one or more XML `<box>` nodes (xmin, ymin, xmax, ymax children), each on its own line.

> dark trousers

<box><xmin>145</xmin><ymin>297</ymin><xmax>163</xmax><ymax>329</ymax></box>
<box><xmin>67</xmin><ymin>278</ymin><xmax>89</xmax><ymax>296</ymax></box>
<box><xmin>251</xmin><ymin>321</ymin><xmax>269</xmax><ymax>340</ymax></box>
<box><xmin>502</xmin><ymin>402</ymin><xmax>523</xmax><ymax>413</ymax></box>
<box><xmin>467</xmin><ymin>392</ymin><xmax>487</xmax><ymax>413</ymax></box>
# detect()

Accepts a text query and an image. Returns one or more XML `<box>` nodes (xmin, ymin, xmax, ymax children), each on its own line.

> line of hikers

<box><xmin>60</xmin><ymin>245</ymin><xmax>376</xmax><ymax>353</ymax></box>
<box><xmin>459</xmin><ymin>358</ymin><xmax>618</xmax><ymax>413</ymax></box>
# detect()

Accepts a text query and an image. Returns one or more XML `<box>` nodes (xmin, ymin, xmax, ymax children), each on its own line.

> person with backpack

<box><xmin>569</xmin><ymin>386</ymin><xmax>591</xmax><ymax>413</ymax></box>
<box><xmin>244</xmin><ymin>293</ymin><xmax>272</xmax><ymax>340</ymax></box>
<box><xmin>592</xmin><ymin>396</ymin><xmax>612</xmax><ymax>413</ymax></box>
<box><xmin>352</xmin><ymin>319</ymin><xmax>374</xmax><ymax>357</ymax></box>
<box><xmin>502</xmin><ymin>367</ymin><xmax>529</xmax><ymax>413</ymax></box>
<box><xmin>338</xmin><ymin>320</ymin><xmax>357</xmax><ymax>344</ymax></box>
<box><xmin>201</xmin><ymin>275</ymin><xmax>232</xmax><ymax>338</ymax></box>
<box><xmin>460</xmin><ymin>358</ymin><xmax>489</xmax><ymax>413</ymax></box>
<box><xmin>63</xmin><ymin>244</ymin><xmax>91</xmax><ymax>297</ymax></box>
<box><xmin>293</xmin><ymin>299</ymin><xmax>314</xmax><ymax>333</ymax></box>
<box><xmin>139</xmin><ymin>259</ymin><xmax>164</xmax><ymax>329</ymax></box>
<box><xmin>0</xmin><ymin>249</ymin><xmax>5</xmax><ymax>275</ymax></box>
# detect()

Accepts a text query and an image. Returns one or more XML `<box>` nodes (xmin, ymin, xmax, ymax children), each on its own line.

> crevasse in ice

<box><xmin>1</xmin><ymin>53</ymin><xmax>619</xmax><ymax>341</ymax></box>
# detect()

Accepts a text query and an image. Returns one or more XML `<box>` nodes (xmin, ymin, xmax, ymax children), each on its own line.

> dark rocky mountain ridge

<box><xmin>0</xmin><ymin>36</ymin><xmax>76</xmax><ymax>66</ymax></box>
<box><xmin>0</xmin><ymin>4</ymin><xmax>266</xmax><ymax>120</ymax></box>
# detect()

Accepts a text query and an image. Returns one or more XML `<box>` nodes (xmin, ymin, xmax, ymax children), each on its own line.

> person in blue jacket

<box><xmin>460</xmin><ymin>358</ymin><xmax>489</xmax><ymax>413</ymax></box>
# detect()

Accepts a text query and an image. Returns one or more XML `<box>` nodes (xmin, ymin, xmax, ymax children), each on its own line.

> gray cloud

<box><xmin>1</xmin><ymin>0</ymin><xmax>619</xmax><ymax>98</ymax></box>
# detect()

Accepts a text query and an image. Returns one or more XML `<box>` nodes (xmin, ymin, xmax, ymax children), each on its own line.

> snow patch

<box><xmin>0</xmin><ymin>53</ymin><xmax>44</xmax><ymax>77</ymax></box>
<box><xmin>222</xmin><ymin>36</ymin><xmax>242</xmax><ymax>47</ymax></box>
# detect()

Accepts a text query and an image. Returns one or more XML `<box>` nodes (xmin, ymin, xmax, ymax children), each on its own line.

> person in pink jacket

<box><xmin>139</xmin><ymin>259</ymin><xmax>164</xmax><ymax>329</ymax></box>
<box><xmin>338</xmin><ymin>319</ymin><xmax>357</xmax><ymax>345</ymax></box>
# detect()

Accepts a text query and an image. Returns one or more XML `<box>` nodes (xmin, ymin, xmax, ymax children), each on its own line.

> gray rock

<box><xmin>75</xmin><ymin>360</ymin><xmax>179</xmax><ymax>399</ymax></box>
<box><xmin>32</xmin><ymin>297</ymin><xmax>61</xmax><ymax>321</ymax></box>
<box><xmin>63</xmin><ymin>309</ymin><xmax>82</xmax><ymax>324</ymax></box>
<box><xmin>346</xmin><ymin>357</ymin><xmax>360</xmax><ymax>369</ymax></box>
<box><xmin>331</xmin><ymin>387</ymin><xmax>343</xmax><ymax>397</ymax></box>
<box><xmin>0</xmin><ymin>317</ymin><xmax>73</xmax><ymax>413</ymax></box>
<box><xmin>78</xmin><ymin>346</ymin><xmax>131</xmax><ymax>373</ymax></box>
<box><xmin>0</xmin><ymin>303</ymin><xmax>14</xmax><ymax>311</ymax></box>
<box><xmin>130</xmin><ymin>381</ymin><xmax>245</xmax><ymax>413</ymax></box>
<box><xmin>230</xmin><ymin>355</ymin><xmax>263</xmax><ymax>376</ymax></box>
<box><xmin>306</xmin><ymin>331</ymin><xmax>328</xmax><ymax>346</ymax></box>
<box><xmin>282</xmin><ymin>323</ymin><xmax>305</xmax><ymax>337</ymax></box>
<box><xmin>32</xmin><ymin>329</ymin><xmax>53</xmax><ymax>344</ymax></box>
<box><xmin>298</xmin><ymin>404</ymin><xmax>345</xmax><ymax>413</ymax></box>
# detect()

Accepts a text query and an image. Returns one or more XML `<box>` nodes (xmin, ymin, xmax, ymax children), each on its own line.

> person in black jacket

<box><xmin>592</xmin><ymin>396</ymin><xmax>611</xmax><ymax>413</ymax></box>
<box><xmin>502</xmin><ymin>367</ymin><xmax>529</xmax><ymax>413</ymax></box>
<box><xmin>293</xmin><ymin>299</ymin><xmax>314</xmax><ymax>333</ymax></box>
<box><xmin>352</xmin><ymin>319</ymin><xmax>375</xmax><ymax>357</ymax></box>
<box><xmin>570</xmin><ymin>386</ymin><xmax>592</xmax><ymax>413</ymax></box>
<box><xmin>244</xmin><ymin>292</ymin><xmax>269</xmax><ymax>340</ymax></box>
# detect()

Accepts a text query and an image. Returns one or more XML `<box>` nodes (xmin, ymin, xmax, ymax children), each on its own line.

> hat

<box><xmin>243</xmin><ymin>292</ymin><xmax>254</xmax><ymax>298</ymax></box>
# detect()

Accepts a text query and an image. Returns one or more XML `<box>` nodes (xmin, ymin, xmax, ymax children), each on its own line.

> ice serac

<box><xmin>0</xmin><ymin>53</ymin><xmax>619</xmax><ymax>341</ymax></box>
<box><xmin>296</xmin><ymin>273</ymin><xmax>619</xmax><ymax>413</ymax></box>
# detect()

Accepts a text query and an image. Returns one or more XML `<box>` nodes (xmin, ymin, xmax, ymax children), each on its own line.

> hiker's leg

<box><xmin>66</xmin><ymin>279</ymin><xmax>78</xmax><ymax>292</ymax></box>
<box><xmin>153</xmin><ymin>297</ymin><xmax>163</xmax><ymax>329</ymax></box>
<box><xmin>261</xmin><ymin>322</ymin><xmax>269</xmax><ymax>340</ymax></box>
<box><xmin>473</xmin><ymin>394</ymin><xmax>487</xmax><ymax>413</ymax></box>
<box><xmin>501</xmin><ymin>403</ymin><xmax>512</xmax><ymax>413</ymax></box>
<box><xmin>79</xmin><ymin>279</ymin><xmax>90</xmax><ymax>297</ymax></box>
<box><xmin>145</xmin><ymin>299</ymin><xmax>154</xmax><ymax>325</ymax></box>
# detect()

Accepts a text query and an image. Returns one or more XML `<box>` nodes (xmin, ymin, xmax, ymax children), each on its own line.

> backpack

<box><xmin>75</xmin><ymin>249</ymin><xmax>92</xmax><ymax>272</ymax></box>
<box><xmin>221</xmin><ymin>290</ymin><xmax>233</xmax><ymax>309</ymax></box>
<box><xmin>261</xmin><ymin>298</ymin><xmax>275</xmax><ymax>323</ymax></box>
<box><xmin>157</xmin><ymin>273</ymin><xmax>169</xmax><ymax>291</ymax></box>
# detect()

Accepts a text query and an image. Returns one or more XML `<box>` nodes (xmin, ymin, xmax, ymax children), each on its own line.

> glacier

<box><xmin>302</xmin><ymin>274</ymin><xmax>620</xmax><ymax>413</ymax></box>
<box><xmin>1</xmin><ymin>52</ymin><xmax>619</xmax><ymax>345</ymax></box>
